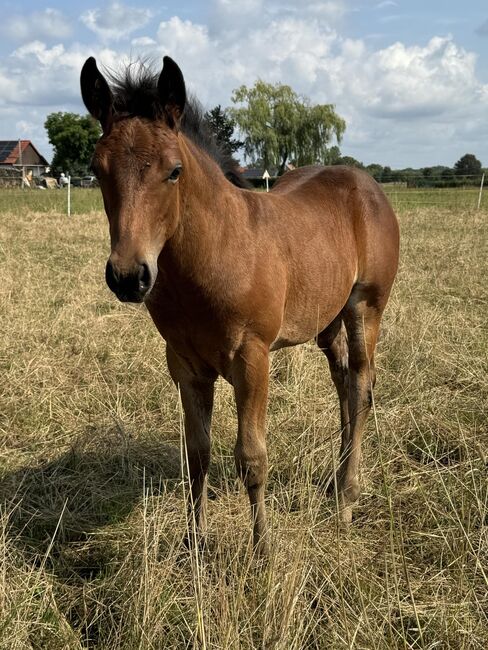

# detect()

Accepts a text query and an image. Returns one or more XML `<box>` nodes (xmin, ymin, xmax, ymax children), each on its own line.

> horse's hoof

<box><xmin>339</xmin><ymin>505</ymin><xmax>353</xmax><ymax>524</ymax></box>
<box><xmin>252</xmin><ymin>531</ymin><xmax>270</xmax><ymax>564</ymax></box>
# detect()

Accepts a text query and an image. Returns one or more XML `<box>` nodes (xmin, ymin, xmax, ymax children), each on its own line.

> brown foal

<box><xmin>80</xmin><ymin>56</ymin><xmax>399</xmax><ymax>556</ymax></box>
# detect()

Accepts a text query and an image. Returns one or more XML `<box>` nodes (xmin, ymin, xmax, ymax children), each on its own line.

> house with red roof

<box><xmin>0</xmin><ymin>140</ymin><xmax>49</xmax><ymax>177</ymax></box>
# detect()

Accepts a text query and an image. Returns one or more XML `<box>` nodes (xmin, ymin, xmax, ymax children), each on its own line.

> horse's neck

<box><xmin>164</xmin><ymin>135</ymin><xmax>249</xmax><ymax>278</ymax></box>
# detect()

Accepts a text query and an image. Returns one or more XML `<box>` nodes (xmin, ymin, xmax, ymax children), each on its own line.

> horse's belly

<box><xmin>271</xmin><ymin>276</ymin><xmax>354</xmax><ymax>351</ymax></box>
<box><xmin>271</xmin><ymin>306</ymin><xmax>339</xmax><ymax>350</ymax></box>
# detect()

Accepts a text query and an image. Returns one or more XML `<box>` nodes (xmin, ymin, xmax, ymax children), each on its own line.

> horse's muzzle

<box><xmin>105</xmin><ymin>259</ymin><xmax>152</xmax><ymax>303</ymax></box>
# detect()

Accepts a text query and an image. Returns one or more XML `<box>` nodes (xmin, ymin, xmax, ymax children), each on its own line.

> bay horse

<box><xmin>80</xmin><ymin>56</ymin><xmax>399</xmax><ymax>556</ymax></box>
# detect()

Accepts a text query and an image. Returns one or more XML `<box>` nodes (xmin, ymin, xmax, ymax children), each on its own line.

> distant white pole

<box><xmin>262</xmin><ymin>169</ymin><xmax>270</xmax><ymax>192</ymax></box>
<box><xmin>477</xmin><ymin>173</ymin><xmax>485</xmax><ymax>210</ymax></box>
<box><xmin>18</xmin><ymin>139</ymin><xmax>24</xmax><ymax>190</ymax></box>
<box><xmin>67</xmin><ymin>175</ymin><xmax>71</xmax><ymax>216</ymax></box>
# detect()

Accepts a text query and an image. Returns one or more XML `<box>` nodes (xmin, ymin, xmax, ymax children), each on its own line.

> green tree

<box><xmin>230</xmin><ymin>80</ymin><xmax>346</xmax><ymax>174</ymax></box>
<box><xmin>44</xmin><ymin>112</ymin><xmax>101</xmax><ymax>176</ymax></box>
<box><xmin>204</xmin><ymin>105</ymin><xmax>243</xmax><ymax>155</ymax></box>
<box><xmin>454</xmin><ymin>153</ymin><xmax>482</xmax><ymax>177</ymax></box>
<box><xmin>366</xmin><ymin>163</ymin><xmax>384</xmax><ymax>181</ymax></box>
<box><xmin>441</xmin><ymin>167</ymin><xmax>455</xmax><ymax>187</ymax></box>
<box><xmin>324</xmin><ymin>145</ymin><xmax>341</xmax><ymax>165</ymax></box>
<box><xmin>441</xmin><ymin>168</ymin><xmax>454</xmax><ymax>180</ymax></box>
<box><xmin>335</xmin><ymin>155</ymin><xmax>364</xmax><ymax>169</ymax></box>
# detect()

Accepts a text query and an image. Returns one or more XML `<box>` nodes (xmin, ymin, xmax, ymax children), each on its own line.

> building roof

<box><xmin>0</xmin><ymin>140</ymin><xmax>49</xmax><ymax>166</ymax></box>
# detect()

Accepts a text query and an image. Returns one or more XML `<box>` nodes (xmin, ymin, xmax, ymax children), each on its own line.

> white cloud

<box><xmin>305</xmin><ymin>1</ymin><xmax>347</xmax><ymax>20</ymax></box>
<box><xmin>2</xmin><ymin>9</ymin><xmax>72</xmax><ymax>43</ymax></box>
<box><xmin>157</xmin><ymin>17</ymin><xmax>211</xmax><ymax>59</ymax></box>
<box><xmin>376</xmin><ymin>1</ymin><xmax>398</xmax><ymax>9</ymax></box>
<box><xmin>152</xmin><ymin>16</ymin><xmax>339</xmax><ymax>101</ymax></box>
<box><xmin>150</xmin><ymin>16</ymin><xmax>486</xmax><ymax>123</ymax></box>
<box><xmin>4</xmin><ymin>41</ymin><xmax>122</xmax><ymax>107</ymax></box>
<box><xmin>12</xmin><ymin>41</ymin><xmax>66</xmax><ymax>67</ymax></box>
<box><xmin>80</xmin><ymin>2</ymin><xmax>152</xmax><ymax>41</ymax></box>
<box><xmin>131</xmin><ymin>36</ymin><xmax>157</xmax><ymax>47</ymax></box>
<box><xmin>355</xmin><ymin>37</ymin><xmax>482</xmax><ymax>118</ymax></box>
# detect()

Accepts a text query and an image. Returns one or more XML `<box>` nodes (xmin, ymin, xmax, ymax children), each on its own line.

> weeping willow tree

<box><xmin>229</xmin><ymin>80</ymin><xmax>346</xmax><ymax>174</ymax></box>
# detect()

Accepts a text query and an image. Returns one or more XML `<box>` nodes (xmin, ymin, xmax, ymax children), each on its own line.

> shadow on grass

<box><xmin>0</xmin><ymin>425</ymin><xmax>182</xmax><ymax>579</ymax></box>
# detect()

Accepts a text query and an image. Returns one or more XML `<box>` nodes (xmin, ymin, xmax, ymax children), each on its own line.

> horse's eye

<box><xmin>168</xmin><ymin>166</ymin><xmax>182</xmax><ymax>182</ymax></box>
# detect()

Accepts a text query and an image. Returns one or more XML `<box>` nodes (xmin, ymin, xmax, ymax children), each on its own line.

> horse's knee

<box><xmin>234</xmin><ymin>442</ymin><xmax>268</xmax><ymax>488</ymax></box>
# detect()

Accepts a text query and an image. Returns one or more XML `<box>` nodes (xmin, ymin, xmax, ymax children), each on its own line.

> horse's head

<box><xmin>80</xmin><ymin>56</ymin><xmax>186</xmax><ymax>303</ymax></box>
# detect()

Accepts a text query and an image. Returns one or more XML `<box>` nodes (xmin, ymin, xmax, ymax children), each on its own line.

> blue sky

<box><xmin>1</xmin><ymin>1</ymin><xmax>487</xmax><ymax>168</ymax></box>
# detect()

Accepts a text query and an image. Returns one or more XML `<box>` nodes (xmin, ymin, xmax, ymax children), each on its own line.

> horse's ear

<box><xmin>80</xmin><ymin>57</ymin><xmax>113</xmax><ymax>133</ymax></box>
<box><xmin>157</xmin><ymin>56</ymin><xmax>186</xmax><ymax>127</ymax></box>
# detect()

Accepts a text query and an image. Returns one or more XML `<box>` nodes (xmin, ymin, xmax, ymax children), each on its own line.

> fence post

<box><xmin>67</xmin><ymin>175</ymin><xmax>71</xmax><ymax>216</ymax></box>
<box><xmin>477</xmin><ymin>173</ymin><xmax>485</xmax><ymax>210</ymax></box>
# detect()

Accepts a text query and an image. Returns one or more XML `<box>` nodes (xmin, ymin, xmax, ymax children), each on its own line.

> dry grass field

<box><xmin>0</xmin><ymin>200</ymin><xmax>487</xmax><ymax>649</ymax></box>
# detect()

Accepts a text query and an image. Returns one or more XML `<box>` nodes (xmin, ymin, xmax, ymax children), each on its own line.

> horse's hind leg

<box><xmin>338</xmin><ymin>284</ymin><xmax>382</xmax><ymax>522</ymax></box>
<box><xmin>316</xmin><ymin>315</ymin><xmax>350</xmax><ymax>490</ymax></box>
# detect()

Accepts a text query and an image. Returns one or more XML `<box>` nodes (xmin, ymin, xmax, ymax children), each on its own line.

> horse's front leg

<box><xmin>231</xmin><ymin>337</ymin><xmax>270</xmax><ymax>557</ymax></box>
<box><xmin>166</xmin><ymin>346</ymin><xmax>216</xmax><ymax>545</ymax></box>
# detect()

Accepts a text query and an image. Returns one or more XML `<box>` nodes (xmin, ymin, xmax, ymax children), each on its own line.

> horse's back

<box><xmin>272</xmin><ymin>164</ymin><xmax>391</xmax><ymax>218</ymax></box>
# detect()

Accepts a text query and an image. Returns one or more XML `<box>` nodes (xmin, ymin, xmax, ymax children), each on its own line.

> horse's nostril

<box><xmin>138</xmin><ymin>263</ymin><xmax>151</xmax><ymax>292</ymax></box>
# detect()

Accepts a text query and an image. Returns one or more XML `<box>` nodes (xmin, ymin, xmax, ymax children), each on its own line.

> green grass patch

<box><xmin>0</xmin><ymin>187</ymin><xmax>103</xmax><ymax>215</ymax></box>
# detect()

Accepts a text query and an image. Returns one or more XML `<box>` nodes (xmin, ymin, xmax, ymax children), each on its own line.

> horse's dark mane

<box><xmin>106</xmin><ymin>62</ymin><xmax>250</xmax><ymax>189</ymax></box>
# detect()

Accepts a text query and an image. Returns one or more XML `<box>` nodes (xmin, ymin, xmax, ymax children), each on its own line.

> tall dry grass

<box><xmin>0</xmin><ymin>205</ymin><xmax>487</xmax><ymax>649</ymax></box>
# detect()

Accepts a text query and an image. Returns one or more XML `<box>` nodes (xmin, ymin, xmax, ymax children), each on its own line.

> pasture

<box><xmin>0</xmin><ymin>195</ymin><xmax>487</xmax><ymax>648</ymax></box>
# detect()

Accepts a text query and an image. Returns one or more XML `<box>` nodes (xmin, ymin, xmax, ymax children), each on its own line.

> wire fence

<box><xmin>0</xmin><ymin>171</ymin><xmax>486</xmax><ymax>214</ymax></box>
<box><xmin>382</xmin><ymin>180</ymin><xmax>486</xmax><ymax>211</ymax></box>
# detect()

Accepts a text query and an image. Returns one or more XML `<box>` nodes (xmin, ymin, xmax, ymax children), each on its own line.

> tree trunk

<box><xmin>277</xmin><ymin>149</ymin><xmax>288</xmax><ymax>176</ymax></box>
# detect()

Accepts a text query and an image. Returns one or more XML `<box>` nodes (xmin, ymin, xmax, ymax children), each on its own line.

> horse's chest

<box><xmin>145</xmin><ymin>282</ymin><xmax>244</xmax><ymax>376</ymax></box>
